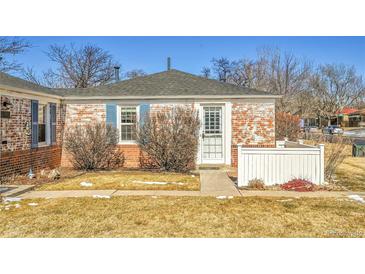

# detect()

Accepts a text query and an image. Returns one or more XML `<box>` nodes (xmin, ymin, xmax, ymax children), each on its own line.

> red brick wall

<box><xmin>0</xmin><ymin>95</ymin><xmax>64</xmax><ymax>178</ymax></box>
<box><xmin>1</xmin><ymin>96</ymin><xmax>31</xmax><ymax>151</ymax></box>
<box><xmin>231</xmin><ymin>101</ymin><xmax>275</xmax><ymax>166</ymax></box>
<box><xmin>0</xmin><ymin>146</ymin><xmax>62</xmax><ymax>178</ymax></box>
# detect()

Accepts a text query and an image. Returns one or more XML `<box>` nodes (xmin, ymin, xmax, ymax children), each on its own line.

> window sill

<box><xmin>38</xmin><ymin>143</ymin><xmax>49</xmax><ymax>148</ymax></box>
<box><xmin>118</xmin><ymin>141</ymin><xmax>138</xmax><ymax>145</ymax></box>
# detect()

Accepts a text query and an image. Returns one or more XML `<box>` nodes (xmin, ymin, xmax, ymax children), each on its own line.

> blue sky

<box><xmin>12</xmin><ymin>36</ymin><xmax>365</xmax><ymax>77</ymax></box>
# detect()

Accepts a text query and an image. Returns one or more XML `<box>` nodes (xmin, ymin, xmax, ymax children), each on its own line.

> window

<box><xmin>31</xmin><ymin>101</ymin><xmax>56</xmax><ymax>148</ymax></box>
<box><xmin>120</xmin><ymin>106</ymin><xmax>137</xmax><ymax>141</ymax></box>
<box><xmin>38</xmin><ymin>104</ymin><xmax>47</xmax><ymax>144</ymax></box>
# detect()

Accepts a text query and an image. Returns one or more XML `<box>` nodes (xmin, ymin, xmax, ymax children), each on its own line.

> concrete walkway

<box><xmin>18</xmin><ymin>170</ymin><xmax>241</xmax><ymax>199</ymax></box>
<box><xmin>199</xmin><ymin>170</ymin><xmax>241</xmax><ymax>196</ymax></box>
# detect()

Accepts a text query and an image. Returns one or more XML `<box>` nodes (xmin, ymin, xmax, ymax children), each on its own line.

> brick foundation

<box><xmin>0</xmin><ymin>145</ymin><xmax>62</xmax><ymax>178</ymax></box>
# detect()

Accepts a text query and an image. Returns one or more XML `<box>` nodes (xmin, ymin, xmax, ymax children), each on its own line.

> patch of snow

<box><xmin>348</xmin><ymin>195</ymin><xmax>365</xmax><ymax>204</ymax></box>
<box><xmin>4</xmin><ymin>197</ymin><xmax>22</xmax><ymax>203</ymax></box>
<box><xmin>80</xmin><ymin>181</ymin><xmax>93</xmax><ymax>187</ymax></box>
<box><xmin>92</xmin><ymin>195</ymin><xmax>111</xmax><ymax>199</ymax></box>
<box><xmin>216</xmin><ymin>195</ymin><xmax>234</xmax><ymax>200</ymax></box>
<box><xmin>15</xmin><ymin>204</ymin><xmax>21</xmax><ymax>208</ymax></box>
<box><xmin>278</xmin><ymin>199</ymin><xmax>293</xmax><ymax>202</ymax></box>
<box><xmin>151</xmin><ymin>196</ymin><xmax>158</xmax><ymax>199</ymax></box>
<box><xmin>28</xmin><ymin>203</ymin><xmax>38</xmax><ymax>206</ymax></box>
<box><xmin>191</xmin><ymin>175</ymin><xmax>195</xmax><ymax>178</ymax></box>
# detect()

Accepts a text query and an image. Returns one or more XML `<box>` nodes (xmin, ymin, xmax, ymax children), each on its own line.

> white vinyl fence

<box><xmin>237</xmin><ymin>141</ymin><xmax>325</xmax><ymax>186</ymax></box>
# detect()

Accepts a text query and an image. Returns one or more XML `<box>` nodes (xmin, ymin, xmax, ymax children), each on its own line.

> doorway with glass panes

<box><xmin>200</xmin><ymin>105</ymin><xmax>225</xmax><ymax>164</ymax></box>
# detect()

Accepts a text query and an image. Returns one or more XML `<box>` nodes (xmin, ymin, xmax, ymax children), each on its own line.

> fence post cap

<box><xmin>237</xmin><ymin>143</ymin><xmax>243</xmax><ymax>147</ymax></box>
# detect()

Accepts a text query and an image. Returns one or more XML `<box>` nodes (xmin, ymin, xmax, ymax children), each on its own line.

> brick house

<box><xmin>0</xmin><ymin>69</ymin><xmax>279</xmax><ymax>178</ymax></box>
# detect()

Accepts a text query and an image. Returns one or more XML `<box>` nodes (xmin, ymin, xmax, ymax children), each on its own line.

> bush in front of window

<box><xmin>64</xmin><ymin>122</ymin><xmax>124</xmax><ymax>170</ymax></box>
<box><xmin>137</xmin><ymin>106</ymin><xmax>200</xmax><ymax>173</ymax></box>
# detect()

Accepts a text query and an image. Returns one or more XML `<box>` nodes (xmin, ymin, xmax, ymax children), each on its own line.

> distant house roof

<box><xmin>350</xmin><ymin>108</ymin><xmax>365</xmax><ymax>116</ymax></box>
<box><xmin>1</xmin><ymin>69</ymin><xmax>279</xmax><ymax>99</ymax></box>
<box><xmin>336</xmin><ymin>107</ymin><xmax>358</xmax><ymax>115</ymax></box>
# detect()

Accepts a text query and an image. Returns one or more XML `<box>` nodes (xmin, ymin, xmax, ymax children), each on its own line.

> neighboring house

<box><xmin>348</xmin><ymin>108</ymin><xmax>365</xmax><ymax>127</ymax></box>
<box><xmin>302</xmin><ymin>107</ymin><xmax>361</xmax><ymax>128</ymax></box>
<box><xmin>0</xmin><ymin>69</ymin><xmax>279</xmax><ymax>178</ymax></box>
<box><xmin>332</xmin><ymin>107</ymin><xmax>358</xmax><ymax>127</ymax></box>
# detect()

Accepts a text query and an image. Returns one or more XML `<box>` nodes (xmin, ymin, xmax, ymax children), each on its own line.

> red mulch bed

<box><xmin>280</xmin><ymin>179</ymin><xmax>316</xmax><ymax>192</ymax></box>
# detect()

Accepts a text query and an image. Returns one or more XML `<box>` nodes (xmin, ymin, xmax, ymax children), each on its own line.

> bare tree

<box><xmin>255</xmin><ymin>48</ymin><xmax>313</xmax><ymax>113</ymax></box>
<box><xmin>201</xmin><ymin>66</ymin><xmax>211</xmax><ymax>78</ymax></box>
<box><xmin>45</xmin><ymin>44</ymin><xmax>119</xmax><ymax>88</ymax></box>
<box><xmin>228</xmin><ymin>59</ymin><xmax>256</xmax><ymax>87</ymax></box>
<box><xmin>310</xmin><ymin>64</ymin><xmax>365</xmax><ymax>125</ymax></box>
<box><xmin>22</xmin><ymin>67</ymin><xmax>63</xmax><ymax>88</ymax></box>
<box><xmin>124</xmin><ymin>69</ymin><xmax>147</xmax><ymax>79</ymax></box>
<box><xmin>211</xmin><ymin>57</ymin><xmax>232</xmax><ymax>82</ymax></box>
<box><xmin>0</xmin><ymin>37</ymin><xmax>31</xmax><ymax>72</ymax></box>
<box><xmin>204</xmin><ymin>48</ymin><xmax>313</xmax><ymax>113</ymax></box>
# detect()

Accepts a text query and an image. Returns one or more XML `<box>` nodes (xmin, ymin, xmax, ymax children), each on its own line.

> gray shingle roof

<box><xmin>0</xmin><ymin>71</ymin><xmax>56</xmax><ymax>96</ymax></box>
<box><xmin>1</xmin><ymin>69</ymin><xmax>275</xmax><ymax>98</ymax></box>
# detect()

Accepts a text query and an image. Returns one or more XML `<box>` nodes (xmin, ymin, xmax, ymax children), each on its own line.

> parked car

<box><xmin>303</xmin><ymin>126</ymin><xmax>321</xmax><ymax>133</ymax></box>
<box><xmin>322</xmin><ymin>125</ymin><xmax>344</xmax><ymax>135</ymax></box>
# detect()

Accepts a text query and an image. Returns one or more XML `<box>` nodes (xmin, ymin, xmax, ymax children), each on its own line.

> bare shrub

<box><xmin>324</xmin><ymin>136</ymin><xmax>351</xmax><ymax>182</ymax></box>
<box><xmin>248</xmin><ymin>179</ymin><xmax>265</xmax><ymax>190</ymax></box>
<box><xmin>307</xmin><ymin>135</ymin><xmax>351</xmax><ymax>183</ymax></box>
<box><xmin>64</xmin><ymin>122</ymin><xmax>124</xmax><ymax>170</ymax></box>
<box><xmin>137</xmin><ymin>106</ymin><xmax>200</xmax><ymax>172</ymax></box>
<box><xmin>276</xmin><ymin>112</ymin><xmax>301</xmax><ymax>141</ymax></box>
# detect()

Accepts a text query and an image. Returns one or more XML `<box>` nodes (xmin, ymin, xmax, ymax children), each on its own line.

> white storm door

<box><xmin>201</xmin><ymin>105</ymin><xmax>225</xmax><ymax>164</ymax></box>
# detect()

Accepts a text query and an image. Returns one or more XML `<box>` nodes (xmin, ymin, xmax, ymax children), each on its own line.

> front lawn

<box><xmin>1</xmin><ymin>196</ymin><xmax>364</xmax><ymax>237</ymax></box>
<box><xmin>37</xmin><ymin>170</ymin><xmax>200</xmax><ymax>191</ymax></box>
<box><xmin>336</xmin><ymin>156</ymin><xmax>365</xmax><ymax>191</ymax></box>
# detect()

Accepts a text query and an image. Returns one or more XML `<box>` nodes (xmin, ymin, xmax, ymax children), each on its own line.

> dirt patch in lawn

<box><xmin>1</xmin><ymin>196</ymin><xmax>364</xmax><ymax>237</ymax></box>
<box><xmin>37</xmin><ymin>170</ymin><xmax>200</xmax><ymax>191</ymax></box>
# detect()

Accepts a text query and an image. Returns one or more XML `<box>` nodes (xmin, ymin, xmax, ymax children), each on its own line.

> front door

<box><xmin>201</xmin><ymin>105</ymin><xmax>224</xmax><ymax>164</ymax></box>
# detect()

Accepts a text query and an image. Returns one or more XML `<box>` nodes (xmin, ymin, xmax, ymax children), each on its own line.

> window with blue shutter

<box><xmin>50</xmin><ymin>103</ymin><xmax>57</xmax><ymax>144</ymax></box>
<box><xmin>106</xmin><ymin>104</ymin><xmax>117</xmax><ymax>128</ymax></box>
<box><xmin>31</xmin><ymin>100</ymin><xmax>38</xmax><ymax>148</ymax></box>
<box><xmin>139</xmin><ymin>103</ymin><xmax>150</xmax><ymax>127</ymax></box>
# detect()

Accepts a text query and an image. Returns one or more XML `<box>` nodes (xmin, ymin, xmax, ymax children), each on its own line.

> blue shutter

<box><xmin>31</xmin><ymin>100</ymin><xmax>38</xmax><ymax>148</ymax></box>
<box><xmin>106</xmin><ymin>104</ymin><xmax>117</xmax><ymax>128</ymax></box>
<box><xmin>139</xmin><ymin>104</ymin><xmax>150</xmax><ymax>126</ymax></box>
<box><xmin>50</xmin><ymin>103</ymin><xmax>57</xmax><ymax>144</ymax></box>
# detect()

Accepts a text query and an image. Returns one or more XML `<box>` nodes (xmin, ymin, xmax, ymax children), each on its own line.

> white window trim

<box><xmin>117</xmin><ymin>105</ymin><xmax>140</xmax><ymax>145</ymax></box>
<box><xmin>38</xmin><ymin>103</ymin><xmax>51</xmax><ymax>147</ymax></box>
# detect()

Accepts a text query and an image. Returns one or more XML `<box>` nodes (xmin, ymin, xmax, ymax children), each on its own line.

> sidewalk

<box><xmin>19</xmin><ymin>170</ymin><xmax>241</xmax><ymax>199</ymax></box>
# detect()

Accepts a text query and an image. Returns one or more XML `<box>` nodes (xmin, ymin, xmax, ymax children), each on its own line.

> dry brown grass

<box><xmin>1</xmin><ymin>196</ymin><xmax>365</xmax><ymax>237</ymax></box>
<box><xmin>336</xmin><ymin>157</ymin><xmax>365</xmax><ymax>191</ymax></box>
<box><xmin>37</xmin><ymin>170</ymin><xmax>200</xmax><ymax>191</ymax></box>
<box><xmin>305</xmin><ymin>141</ymin><xmax>365</xmax><ymax>191</ymax></box>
